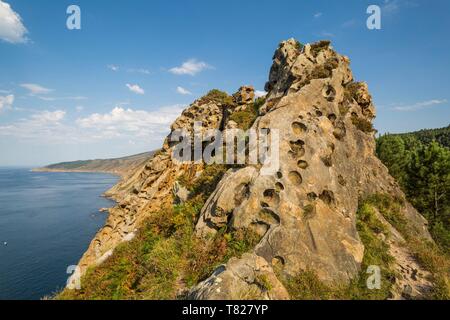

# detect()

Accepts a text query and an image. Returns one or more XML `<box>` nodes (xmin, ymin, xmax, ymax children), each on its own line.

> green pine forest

<box><xmin>376</xmin><ymin>125</ymin><xmax>450</xmax><ymax>252</ymax></box>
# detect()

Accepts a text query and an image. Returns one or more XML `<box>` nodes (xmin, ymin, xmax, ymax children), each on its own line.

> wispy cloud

<box><xmin>20</xmin><ymin>83</ymin><xmax>53</xmax><ymax>95</ymax></box>
<box><xmin>382</xmin><ymin>0</ymin><xmax>400</xmax><ymax>13</ymax></box>
<box><xmin>38</xmin><ymin>96</ymin><xmax>87</xmax><ymax>102</ymax></box>
<box><xmin>0</xmin><ymin>94</ymin><xmax>14</xmax><ymax>111</ymax></box>
<box><xmin>127</xmin><ymin>68</ymin><xmax>151</xmax><ymax>75</ymax></box>
<box><xmin>176</xmin><ymin>86</ymin><xmax>192</xmax><ymax>95</ymax></box>
<box><xmin>319</xmin><ymin>31</ymin><xmax>335</xmax><ymax>38</ymax></box>
<box><xmin>126</xmin><ymin>84</ymin><xmax>145</xmax><ymax>95</ymax></box>
<box><xmin>314</xmin><ymin>12</ymin><xmax>322</xmax><ymax>18</ymax></box>
<box><xmin>255</xmin><ymin>90</ymin><xmax>267</xmax><ymax>98</ymax></box>
<box><xmin>392</xmin><ymin>99</ymin><xmax>448</xmax><ymax>111</ymax></box>
<box><xmin>169</xmin><ymin>59</ymin><xmax>212</xmax><ymax>76</ymax></box>
<box><xmin>107</xmin><ymin>64</ymin><xmax>119</xmax><ymax>71</ymax></box>
<box><xmin>0</xmin><ymin>0</ymin><xmax>28</xmax><ymax>43</ymax></box>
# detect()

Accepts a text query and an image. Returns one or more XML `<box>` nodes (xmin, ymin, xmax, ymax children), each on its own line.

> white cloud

<box><xmin>314</xmin><ymin>12</ymin><xmax>322</xmax><ymax>18</ymax></box>
<box><xmin>176</xmin><ymin>86</ymin><xmax>192</xmax><ymax>95</ymax></box>
<box><xmin>76</xmin><ymin>105</ymin><xmax>184</xmax><ymax>139</ymax></box>
<box><xmin>0</xmin><ymin>0</ymin><xmax>28</xmax><ymax>43</ymax></box>
<box><xmin>383</xmin><ymin>0</ymin><xmax>400</xmax><ymax>13</ymax></box>
<box><xmin>169</xmin><ymin>59</ymin><xmax>212</xmax><ymax>76</ymax></box>
<box><xmin>20</xmin><ymin>83</ymin><xmax>53</xmax><ymax>95</ymax></box>
<box><xmin>107</xmin><ymin>65</ymin><xmax>119</xmax><ymax>71</ymax></box>
<box><xmin>392</xmin><ymin>99</ymin><xmax>448</xmax><ymax>112</ymax></box>
<box><xmin>75</xmin><ymin>106</ymin><xmax>84</xmax><ymax>112</ymax></box>
<box><xmin>0</xmin><ymin>110</ymin><xmax>67</xmax><ymax>141</ymax></box>
<box><xmin>254</xmin><ymin>90</ymin><xmax>267</xmax><ymax>98</ymax></box>
<box><xmin>126</xmin><ymin>84</ymin><xmax>145</xmax><ymax>95</ymax></box>
<box><xmin>0</xmin><ymin>94</ymin><xmax>14</xmax><ymax>111</ymax></box>
<box><xmin>38</xmin><ymin>95</ymin><xmax>87</xmax><ymax>102</ymax></box>
<box><xmin>0</xmin><ymin>105</ymin><xmax>184</xmax><ymax>144</ymax></box>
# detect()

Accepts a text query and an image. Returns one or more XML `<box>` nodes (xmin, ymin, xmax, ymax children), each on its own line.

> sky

<box><xmin>0</xmin><ymin>0</ymin><xmax>449</xmax><ymax>166</ymax></box>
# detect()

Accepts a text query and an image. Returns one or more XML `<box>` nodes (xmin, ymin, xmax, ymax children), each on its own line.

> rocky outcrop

<box><xmin>75</xmin><ymin>88</ymin><xmax>255</xmax><ymax>276</ymax></box>
<box><xmin>74</xmin><ymin>38</ymin><xmax>433</xmax><ymax>300</ymax></box>
<box><xmin>190</xmin><ymin>39</ymin><xmax>431</xmax><ymax>297</ymax></box>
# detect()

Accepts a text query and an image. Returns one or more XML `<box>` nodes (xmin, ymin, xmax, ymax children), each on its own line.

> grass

<box><xmin>310</xmin><ymin>40</ymin><xmax>331</xmax><ymax>58</ymax></box>
<box><xmin>280</xmin><ymin>197</ymin><xmax>397</xmax><ymax>300</ymax></box>
<box><xmin>57</xmin><ymin>163</ymin><xmax>262</xmax><ymax>300</ymax></box>
<box><xmin>366</xmin><ymin>194</ymin><xmax>450</xmax><ymax>299</ymax></box>
<box><xmin>352</xmin><ymin>116</ymin><xmax>374</xmax><ymax>133</ymax></box>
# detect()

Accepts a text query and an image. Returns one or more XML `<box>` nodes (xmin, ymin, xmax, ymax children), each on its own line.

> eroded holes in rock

<box><xmin>321</xmin><ymin>155</ymin><xmax>333</xmax><ymax>167</ymax></box>
<box><xmin>328</xmin><ymin>113</ymin><xmax>337</xmax><ymax>123</ymax></box>
<box><xmin>297</xmin><ymin>160</ymin><xmax>309</xmax><ymax>169</ymax></box>
<box><xmin>307</xmin><ymin>192</ymin><xmax>318</xmax><ymax>201</ymax></box>
<box><xmin>263</xmin><ymin>189</ymin><xmax>280</xmax><ymax>205</ymax></box>
<box><xmin>292</xmin><ymin>122</ymin><xmax>307</xmax><ymax>135</ymax></box>
<box><xmin>272</xmin><ymin>256</ymin><xmax>286</xmax><ymax>268</ymax></box>
<box><xmin>303</xmin><ymin>204</ymin><xmax>316</xmax><ymax>219</ymax></box>
<box><xmin>288</xmin><ymin>171</ymin><xmax>303</xmax><ymax>185</ymax></box>
<box><xmin>259</xmin><ymin>208</ymin><xmax>281</xmax><ymax>225</ymax></box>
<box><xmin>316</xmin><ymin>110</ymin><xmax>323</xmax><ymax>117</ymax></box>
<box><xmin>319</xmin><ymin>190</ymin><xmax>335</xmax><ymax>206</ymax></box>
<box><xmin>275</xmin><ymin>182</ymin><xmax>285</xmax><ymax>192</ymax></box>
<box><xmin>322</xmin><ymin>85</ymin><xmax>336</xmax><ymax>102</ymax></box>
<box><xmin>289</xmin><ymin>139</ymin><xmax>305</xmax><ymax>153</ymax></box>
<box><xmin>234</xmin><ymin>183</ymin><xmax>251</xmax><ymax>206</ymax></box>
<box><xmin>338</xmin><ymin>175</ymin><xmax>347</xmax><ymax>186</ymax></box>
<box><xmin>333</xmin><ymin>121</ymin><xmax>347</xmax><ymax>140</ymax></box>
<box><xmin>276</xmin><ymin>171</ymin><xmax>283</xmax><ymax>179</ymax></box>
<box><xmin>261</xmin><ymin>202</ymin><xmax>270</xmax><ymax>208</ymax></box>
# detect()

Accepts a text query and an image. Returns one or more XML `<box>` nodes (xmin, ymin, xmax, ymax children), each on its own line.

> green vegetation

<box><xmin>365</xmin><ymin>194</ymin><xmax>450</xmax><ymax>299</ymax></box>
<box><xmin>352</xmin><ymin>116</ymin><xmax>375</xmax><ymax>133</ymax></box>
<box><xmin>58</xmin><ymin>163</ymin><xmax>261</xmax><ymax>300</ymax></box>
<box><xmin>377</xmin><ymin>133</ymin><xmax>450</xmax><ymax>252</ymax></box>
<box><xmin>197</xmin><ymin>89</ymin><xmax>235</xmax><ymax>106</ymax></box>
<box><xmin>310</xmin><ymin>40</ymin><xmax>331</xmax><ymax>58</ymax></box>
<box><xmin>281</xmin><ymin>197</ymin><xmax>395</xmax><ymax>300</ymax></box>
<box><xmin>283</xmin><ymin>194</ymin><xmax>450</xmax><ymax>300</ymax></box>
<box><xmin>228</xmin><ymin>96</ymin><xmax>265</xmax><ymax>131</ymax></box>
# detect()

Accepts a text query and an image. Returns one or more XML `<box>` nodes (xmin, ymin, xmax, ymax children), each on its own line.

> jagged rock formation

<box><xmin>190</xmin><ymin>39</ymin><xmax>432</xmax><ymax>298</ymax></box>
<box><xmin>75</xmin><ymin>87</ymin><xmax>255</xmax><ymax>275</ymax></box>
<box><xmin>74</xmin><ymin>38</ymin><xmax>434</xmax><ymax>299</ymax></box>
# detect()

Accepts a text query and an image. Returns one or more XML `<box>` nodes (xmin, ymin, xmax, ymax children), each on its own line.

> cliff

<box><xmin>60</xmin><ymin>39</ymin><xmax>449</xmax><ymax>300</ymax></box>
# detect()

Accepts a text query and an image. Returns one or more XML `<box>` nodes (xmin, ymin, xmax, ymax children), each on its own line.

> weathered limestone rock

<box><xmin>234</xmin><ymin>86</ymin><xmax>255</xmax><ymax>105</ymax></box>
<box><xmin>76</xmin><ymin>94</ymin><xmax>232</xmax><ymax>275</ymax></box>
<box><xmin>188</xmin><ymin>253</ymin><xmax>290</xmax><ymax>300</ymax></box>
<box><xmin>75</xmin><ymin>38</ymin><xmax>433</xmax><ymax>300</ymax></box>
<box><xmin>191</xmin><ymin>38</ymin><xmax>431</xmax><ymax>297</ymax></box>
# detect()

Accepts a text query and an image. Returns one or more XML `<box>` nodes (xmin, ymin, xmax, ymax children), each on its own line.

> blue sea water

<box><xmin>0</xmin><ymin>168</ymin><xmax>118</xmax><ymax>300</ymax></box>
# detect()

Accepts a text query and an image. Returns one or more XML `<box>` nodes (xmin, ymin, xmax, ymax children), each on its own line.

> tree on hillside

<box><xmin>376</xmin><ymin>135</ymin><xmax>412</xmax><ymax>187</ymax></box>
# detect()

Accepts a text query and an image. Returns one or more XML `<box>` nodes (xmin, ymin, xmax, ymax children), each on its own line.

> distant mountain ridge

<box><xmin>33</xmin><ymin>151</ymin><xmax>156</xmax><ymax>178</ymax></box>
<box><xmin>388</xmin><ymin>125</ymin><xmax>450</xmax><ymax>148</ymax></box>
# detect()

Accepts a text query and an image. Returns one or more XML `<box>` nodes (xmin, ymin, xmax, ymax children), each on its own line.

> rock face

<box><xmin>76</xmin><ymin>87</ymin><xmax>255</xmax><ymax>276</ymax></box>
<box><xmin>75</xmin><ymin>38</ymin><xmax>432</xmax><ymax>299</ymax></box>
<box><xmin>190</xmin><ymin>39</ymin><xmax>431</xmax><ymax>296</ymax></box>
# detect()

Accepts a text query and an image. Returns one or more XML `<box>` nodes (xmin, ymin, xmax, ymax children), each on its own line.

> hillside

<box><xmin>33</xmin><ymin>152</ymin><xmax>156</xmax><ymax>178</ymax></box>
<box><xmin>384</xmin><ymin>125</ymin><xmax>450</xmax><ymax>148</ymax></box>
<box><xmin>59</xmin><ymin>39</ymin><xmax>449</xmax><ymax>300</ymax></box>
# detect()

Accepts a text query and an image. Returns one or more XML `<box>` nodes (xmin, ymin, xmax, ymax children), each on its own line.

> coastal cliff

<box><xmin>59</xmin><ymin>39</ymin><xmax>449</xmax><ymax>300</ymax></box>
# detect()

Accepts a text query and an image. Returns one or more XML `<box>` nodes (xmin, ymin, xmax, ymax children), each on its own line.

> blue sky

<box><xmin>0</xmin><ymin>0</ymin><xmax>449</xmax><ymax>166</ymax></box>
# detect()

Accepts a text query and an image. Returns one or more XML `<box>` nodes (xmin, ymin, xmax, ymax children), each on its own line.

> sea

<box><xmin>0</xmin><ymin>167</ymin><xmax>118</xmax><ymax>300</ymax></box>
